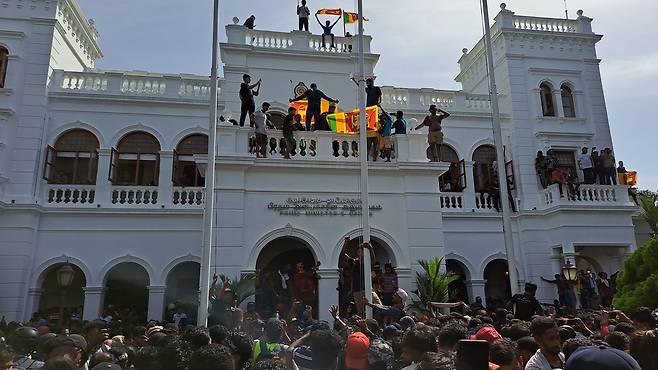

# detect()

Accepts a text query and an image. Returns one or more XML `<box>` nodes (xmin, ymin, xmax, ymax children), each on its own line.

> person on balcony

<box><xmin>365</xmin><ymin>78</ymin><xmax>382</xmax><ymax>107</ymax></box>
<box><xmin>591</xmin><ymin>148</ymin><xmax>602</xmax><ymax>184</ymax></box>
<box><xmin>577</xmin><ymin>147</ymin><xmax>594</xmax><ymax>184</ymax></box>
<box><xmin>282</xmin><ymin>106</ymin><xmax>296</xmax><ymax>159</ymax></box>
<box><xmin>239</xmin><ymin>74</ymin><xmax>261</xmax><ymax>127</ymax></box>
<box><xmin>535</xmin><ymin>151</ymin><xmax>549</xmax><ymax>188</ymax></box>
<box><xmin>379</xmin><ymin>110</ymin><xmax>393</xmax><ymax>162</ymax></box>
<box><xmin>297</xmin><ymin>0</ymin><xmax>310</xmax><ymax>32</ymax></box>
<box><xmin>316</xmin><ymin>103</ymin><xmax>337</xmax><ymax>131</ymax></box>
<box><xmin>253</xmin><ymin>102</ymin><xmax>271</xmax><ymax>158</ymax></box>
<box><xmin>315</xmin><ymin>13</ymin><xmax>341</xmax><ymax>49</ymax></box>
<box><xmin>293</xmin><ymin>114</ymin><xmax>305</xmax><ymax>131</ymax></box>
<box><xmin>415</xmin><ymin>105</ymin><xmax>450</xmax><ymax>162</ymax></box>
<box><xmin>243</xmin><ymin>15</ymin><xmax>256</xmax><ymax>30</ymax></box>
<box><xmin>289</xmin><ymin>83</ymin><xmax>339</xmax><ymax>131</ymax></box>
<box><xmin>600</xmin><ymin>148</ymin><xmax>617</xmax><ymax>185</ymax></box>
<box><xmin>392</xmin><ymin>111</ymin><xmax>407</xmax><ymax>135</ymax></box>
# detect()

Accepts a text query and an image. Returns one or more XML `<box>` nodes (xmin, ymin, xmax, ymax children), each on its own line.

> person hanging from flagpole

<box><xmin>315</xmin><ymin>9</ymin><xmax>341</xmax><ymax>49</ymax></box>
<box><xmin>297</xmin><ymin>0</ymin><xmax>310</xmax><ymax>32</ymax></box>
<box><xmin>289</xmin><ymin>83</ymin><xmax>339</xmax><ymax>131</ymax></box>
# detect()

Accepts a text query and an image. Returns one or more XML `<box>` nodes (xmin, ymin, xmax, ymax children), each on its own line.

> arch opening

<box><xmin>164</xmin><ymin>261</ymin><xmax>200</xmax><ymax>322</ymax></box>
<box><xmin>174</xmin><ymin>134</ymin><xmax>208</xmax><ymax>187</ymax></box>
<box><xmin>112</xmin><ymin>131</ymin><xmax>161</xmax><ymax>186</ymax></box>
<box><xmin>103</xmin><ymin>262</ymin><xmax>150</xmax><ymax>324</ymax></box>
<box><xmin>484</xmin><ymin>259</ymin><xmax>511</xmax><ymax>309</ymax></box>
<box><xmin>472</xmin><ymin>145</ymin><xmax>497</xmax><ymax>193</ymax></box>
<box><xmin>438</xmin><ymin>144</ymin><xmax>465</xmax><ymax>192</ymax></box>
<box><xmin>539</xmin><ymin>82</ymin><xmax>556</xmax><ymax>117</ymax></box>
<box><xmin>446</xmin><ymin>259</ymin><xmax>469</xmax><ymax>303</ymax></box>
<box><xmin>44</xmin><ymin>129</ymin><xmax>100</xmax><ymax>185</ymax></box>
<box><xmin>38</xmin><ymin>263</ymin><xmax>86</xmax><ymax>323</ymax></box>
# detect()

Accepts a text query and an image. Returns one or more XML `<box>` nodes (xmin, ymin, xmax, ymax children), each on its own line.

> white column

<box><xmin>554</xmin><ymin>89</ymin><xmax>565</xmax><ymax>118</ymax></box>
<box><xmin>466</xmin><ymin>279</ymin><xmax>487</xmax><ymax>306</ymax></box>
<box><xmin>317</xmin><ymin>269</ymin><xmax>339</xmax><ymax>322</ymax></box>
<box><xmin>463</xmin><ymin>161</ymin><xmax>477</xmax><ymax>211</ymax></box>
<box><xmin>24</xmin><ymin>288</ymin><xmax>43</xmax><ymax>321</ymax></box>
<box><xmin>148</xmin><ymin>285</ymin><xmax>167</xmax><ymax>322</ymax></box>
<box><xmin>158</xmin><ymin>151</ymin><xmax>174</xmax><ymax>206</ymax></box>
<box><xmin>95</xmin><ymin>149</ymin><xmax>112</xmax><ymax>206</ymax></box>
<box><xmin>82</xmin><ymin>286</ymin><xmax>105</xmax><ymax>321</ymax></box>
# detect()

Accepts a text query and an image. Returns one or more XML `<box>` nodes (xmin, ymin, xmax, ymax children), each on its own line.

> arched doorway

<box><xmin>472</xmin><ymin>145</ymin><xmax>497</xmax><ymax>193</ymax></box>
<box><xmin>484</xmin><ymin>259</ymin><xmax>511</xmax><ymax>309</ymax></box>
<box><xmin>446</xmin><ymin>259</ymin><xmax>469</xmax><ymax>303</ymax></box>
<box><xmin>103</xmin><ymin>262</ymin><xmax>150</xmax><ymax>324</ymax></box>
<box><xmin>255</xmin><ymin>237</ymin><xmax>318</xmax><ymax>318</ymax></box>
<box><xmin>338</xmin><ymin>237</ymin><xmax>397</xmax><ymax>313</ymax></box>
<box><xmin>165</xmin><ymin>262</ymin><xmax>200</xmax><ymax>322</ymax></box>
<box><xmin>38</xmin><ymin>263</ymin><xmax>86</xmax><ymax>322</ymax></box>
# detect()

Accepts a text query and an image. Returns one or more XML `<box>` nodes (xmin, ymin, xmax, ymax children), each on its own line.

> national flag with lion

<box><xmin>327</xmin><ymin>106</ymin><xmax>379</xmax><ymax>134</ymax></box>
<box><xmin>316</xmin><ymin>8</ymin><xmax>342</xmax><ymax>16</ymax></box>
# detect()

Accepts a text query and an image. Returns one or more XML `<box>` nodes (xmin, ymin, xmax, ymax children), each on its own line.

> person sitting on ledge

<box><xmin>243</xmin><ymin>15</ymin><xmax>256</xmax><ymax>30</ymax></box>
<box><xmin>315</xmin><ymin>12</ymin><xmax>341</xmax><ymax>49</ymax></box>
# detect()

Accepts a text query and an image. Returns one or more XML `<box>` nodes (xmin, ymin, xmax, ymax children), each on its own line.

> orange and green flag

<box><xmin>327</xmin><ymin>106</ymin><xmax>379</xmax><ymax>134</ymax></box>
<box><xmin>290</xmin><ymin>101</ymin><xmax>338</xmax><ymax>126</ymax></box>
<box><xmin>343</xmin><ymin>11</ymin><xmax>368</xmax><ymax>24</ymax></box>
<box><xmin>316</xmin><ymin>8</ymin><xmax>342</xmax><ymax>16</ymax></box>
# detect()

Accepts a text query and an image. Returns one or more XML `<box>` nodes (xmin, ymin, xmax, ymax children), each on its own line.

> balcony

<box><xmin>48</xmin><ymin>70</ymin><xmax>214</xmax><ymax>101</ymax></box>
<box><xmin>380</xmin><ymin>87</ymin><xmax>491</xmax><ymax>113</ymax></box>
<box><xmin>539</xmin><ymin>184</ymin><xmax>635</xmax><ymax>209</ymax></box>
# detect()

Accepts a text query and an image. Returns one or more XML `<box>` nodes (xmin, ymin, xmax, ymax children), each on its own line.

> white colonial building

<box><xmin>0</xmin><ymin>0</ymin><xmax>640</xmax><ymax>323</ymax></box>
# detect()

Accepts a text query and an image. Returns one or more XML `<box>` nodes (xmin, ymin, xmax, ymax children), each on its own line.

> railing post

<box><xmin>494</xmin><ymin>3</ymin><xmax>515</xmax><ymax>29</ymax></box>
<box><xmin>290</xmin><ymin>30</ymin><xmax>311</xmax><ymax>51</ymax></box>
<box><xmin>158</xmin><ymin>151</ymin><xmax>174</xmax><ymax>207</ymax></box>
<box><xmin>225</xmin><ymin>24</ymin><xmax>248</xmax><ymax>45</ymax></box>
<box><xmin>50</xmin><ymin>70</ymin><xmax>64</xmax><ymax>90</ymax></box>
<box><xmin>105</xmin><ymin>72</ymin><xmax>123</xmax><ymax>95</ymax></box>
<box><xmin>163</xmin><ymin>75</ymin><xmax>182</xmax><ymax>99</ymax></box>
<box><xmin>95</xmin><ymin>149</ymin><xmax>112</xmax><ymax>206</ymax></box>
<box><xmin>454</xmin><ymin>92</ymin><xmax>467</xmax><ymax>111</ymax></box>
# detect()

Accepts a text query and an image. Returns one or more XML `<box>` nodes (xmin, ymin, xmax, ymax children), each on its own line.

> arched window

<box><xmin>269</xmin><ymin>111</ymin><xmax>286</xmax><ymax>130</ymax></box>
<box><xmin>43</xmin><ymin>129</ymin><xmax>100</xmax><ymax>184</ymax></box>
<box><xmin>438</xmin><ymin>144</ymin><xmax>466</xmax><ymax>192</ymax></box>
<box><xmin>472</xmin><ymin>145</ymin><xmax>497</xmax><ymax>192</ymax></box>
<box><xmin>0</xmin><ymin>46</ymin><xmax>8</xmax><ymax>88</ymax></box>
<box><xmin>561</xmin><ymin>84</ymin><xmax>576</xmax><ymax>118</ymax></box>
<box><xmin>109</xmin><ymin>131</ymin><xmax>160</xmax><ymax>186</ymax></box>
<box><xmin>539</xmin><ymin>82</ymin><xmax>555</xmax><ymax>117</ymax></box>
<box><xmin>173</xmin><ymin>134</ymin><xmax>208</xmax><ymax>187</ymax></box>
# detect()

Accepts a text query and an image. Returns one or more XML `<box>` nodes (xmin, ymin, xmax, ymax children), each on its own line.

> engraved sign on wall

<box><xmin>267</xmin><ymin>197</ymin><xmax>383</xmax><ymax>216</ymax></box>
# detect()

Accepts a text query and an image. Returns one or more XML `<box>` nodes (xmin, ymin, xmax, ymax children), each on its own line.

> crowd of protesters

<box><xmin>1</xmin><ymin>277</ymin><xmax>656</xmax><ymax>370</ymax></box>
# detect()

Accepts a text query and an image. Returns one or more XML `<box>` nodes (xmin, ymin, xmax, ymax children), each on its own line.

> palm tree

<box><xmin>639</xmin><ymin>192</ymin><xmax>658</xmax><ymax>236</ymax></box>
<box><xmin>409</xmin><ymin>257</ymin><xmax>458</xmax><ymax>317</ymax></box>
<box><xmin>218</xmin><ymin>273</ymin><xmax>256</xmax><ymax>304</ymax></box>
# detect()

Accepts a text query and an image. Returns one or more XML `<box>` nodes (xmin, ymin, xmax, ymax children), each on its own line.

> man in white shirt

<box><xmin>577</xmin><ymin>147</ymin><xmax>594</xmax><ymax>184</ymax></box>
<box><xmin>253</xmin><ymin>102</ymin><xmax>271</xmax><ymax>158</ymax></box>
<box><xmin>525</xmin><ymin>317</ymin><xmax>565</xmax><ymax>370</ymax></box>
<box><xmin>172</xmin><ymin>308</ymin><xmax>187</xmax><ymax>326</ymax></box>
<box><xmin>297</xmin><ymin>0</ymin><xmax>310</xmax><ymax>31</ymax></box>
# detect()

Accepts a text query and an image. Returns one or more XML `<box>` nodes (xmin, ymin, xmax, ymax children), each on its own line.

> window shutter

<box><xmin>108</xmin><ymin>148</ymin><xmax>119</xmax><ymax>184</ymax></box>
<box><xmin>172</xmin><ymin>149</ymin><xmax>180</xmax><ymax>186</ymax></box>
<box><xmin>505</xmin><ymin>160</ymin><xmax>516</xmax><ymax>191</ymax></box>
<box><xmin>42</xmin><ymin>145</ymin><xmax>57</xmax><ymax>183</ymax></box>
<box><xmin>458</xmin><ymin>159</ymin><xmax>467</xmax><ymax>191</ymax></box>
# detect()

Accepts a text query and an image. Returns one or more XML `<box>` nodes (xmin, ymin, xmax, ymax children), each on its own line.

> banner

<box><xmin>327</xmin><ymin>106</ymin><xmax>379</xmax><ymax>134</ymax></box>
<box><xmin>316</xmin><ymin>8</ymin><xmax>342</xmax><ymax>15</ymax></box>
<box><xmin>290</xmin><ymin>101</ymin><xmax>338</xmax><ymax>124</ymax></box>
<box><xmin>342</xmin><ymin>11</ymin><xmax>369</xmax><ymax>24</ymax></box>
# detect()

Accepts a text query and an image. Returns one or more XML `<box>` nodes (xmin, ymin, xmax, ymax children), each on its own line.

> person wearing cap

<box><xmin>415</xmin><ymin>104</ymin><xmax>450</xmax><ymax>162</ymax></box>
<box><xmin>345</xmin><ymin>332</ymin><xmax>370</xmax><ymax>370</ymax></box>
<box><xmin>472</xmin><ymin>326</ymin><xmax>502</xmax><ymax>344</ymax></box>
<box><xmin>91</xmin><ymin>362</ymin><xmax>122</xmax><ymax>370</ymax></box>
<box><xmin>9</xmin><ymin>326</ymin><xmax>45</xmax><ymax>369</ymax></box>
<box><xmin>566</xmin><ymin>345</ymin><xmax>641</xmax><ymax>370</ymax></box>
<box><xmin>366</xmin><ymin>288</ymin><xmax>408</xmax><ymax>327</ymax></box>
<box><xmin>525</xmin><ymin>317</ymin><xmax>565</xmax><ymax>370</ymax></box>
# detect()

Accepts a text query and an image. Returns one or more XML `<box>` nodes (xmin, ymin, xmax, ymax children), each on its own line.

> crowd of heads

<box><xmin>1</xmin><ymin>296</ymin><xmax>656</xmax><ymax>370</ymax></box>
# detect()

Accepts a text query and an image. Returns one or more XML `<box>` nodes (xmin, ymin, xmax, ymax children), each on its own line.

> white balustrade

<box><xmin>179</xmin><ymin>79</ymin><xmax>211</xmax><ymax>98</ymax></box>
<box><xmin>465</xmin><ymin>95</ymin><xmax>492</xmax><ymax>110</ymax></box>
<box><xmin>540</xmin><ymin>184</ymin><xmax>632</xmax><ymax>208</ymax></box>
<box><xmin>381</xmin><ymin>87</ymin><xmax>489</xmax><ymax>113</ymax></box>
<box><xmin>475</xmin><ymin>192</ymin><xmax>500</xmax><ymax>212</ymax></box>
<box><xmin>246</xmin><ymin>30</ymin><xmax>293</xmax><ymax>49</ymax></box>
<box><xmin>46</xmin><ymin>185</ymin><xmax>96</xmax><ymax>205</ymax></box>
<box><xmin>121</xmin><ymin>76</ymin><xmax>166</xmax><ymax>95</ymax></box>
<box><xmin>111</xmin><ymin>186</ymin><xmax>159</xmax><ymax>205</ymax></box>
<box><xmin>308</xmin><ymin>35</ymin><xmax>354</xmax><ymax>54</ymax></box>
<box><xmin>440</xmin><ymin>193</ymin><xmax>465</xmax><ymax>211</ymax></box>
<box><xmin>172</xmin><ymin>187</ymin><xmax>205</xmax><ymax>206</ymax></box>
<box><xmin>60</xmin><ymin>72</ymin><xmax>108</xmax><ymax>92</ymax></box>
<box><xmin>512</xmin><ymin>16</ymin><xmax>577</xmax><ymax>33</ymax></box>
<box><xmin>419</xmin><ymin>92</ymin><xmax>455</xmax><ymax>109</ymax></box>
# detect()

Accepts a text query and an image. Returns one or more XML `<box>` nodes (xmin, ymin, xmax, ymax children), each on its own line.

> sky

<box><xmin>76</xmin><ymin>0</ymin><xmax>658</xmax><ymax>190</ymax></box>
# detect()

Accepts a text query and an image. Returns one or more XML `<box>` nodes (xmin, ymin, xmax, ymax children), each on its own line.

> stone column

<box><xmin>147</xmin><ymin>286</ymin><xmax>167</xmax><ymax>322</ymax></box>
<box><xmin>554</xmin><ymin>89</ymin><xmax>565</xmax><ymax>118</ymax></box>
<box><xmin>83</xmin><ymin>286</ymin><xmax>105</xmax><ymax>321</ymax></box>
<box><xmin>466</xmin><ymin>279</ymin><xmax>487</xmax><ymax>306</ymax></box>
<box><xmin>317</xmin><ymin>269</ymin><xmax>339</xmax><ymax>322</ymax></box>
<box><xmin>95</xmin><ymin>149</ymin><xmax>112</xmax><ymax>206</ymax></box>
<box><xmin>24</xmin><ymin>288</ymin><xmax>44</xmax><ymax>321</ymax></box>
<box><xmin>463</xmin><ymin>161</ymin><xmax>477</xmax><ymax>211</ymax></box>
<box><xmin>158</xmin><ymin>150</ymin><xmax>174</xmax><ymax>207</ymax></box>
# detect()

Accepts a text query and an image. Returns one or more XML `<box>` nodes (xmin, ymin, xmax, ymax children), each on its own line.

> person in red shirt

<box><xmin>292</xmin><ymin>262</ymin><xmax>316</xmax><ymax>307</ymax></box>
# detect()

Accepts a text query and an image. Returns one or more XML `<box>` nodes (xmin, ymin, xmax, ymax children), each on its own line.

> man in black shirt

<box><xmin>282</xmin><ymin>107</ymin><xmax>296</xmax><ymax>159</ymax></box>
<box><xmin>315</xmin><ymin>13</ymin><xmax>340</xmax><ymax>49</ymax></box>
<box><xmin>243</xmin><ymin>15</ymin><xmax>256</xmax><ymax>29</ymax></box>
<box><xmin>510</xmin><ymin>283</ymin><xmax>544</xmax><ymax>321</ymax></box>
<box><xmin>239</xmin><ymin>74</ymin><xmax>261</xmax><ymax>127</ymax></box>
<box><xmin>340</xmin><ymin>237</ymin><xmax>374</xmax><ymax>317</ymax></box>
<box><xmin>289</xmin><ymin>83</ymin><xmax>339</xmax><ymax>131</ymax></box>
<box><xmin>316</xmin><ymin>104</ymin><xmax>336</xmax><ymax>131</ymax></box>
<box><xmin>365</xmin><ymin>78</ymin><xmax>382</xmax><ymax>107</ymax></box>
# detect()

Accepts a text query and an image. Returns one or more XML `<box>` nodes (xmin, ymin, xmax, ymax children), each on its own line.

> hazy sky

<box><xmin>77</xmin><ymin>0</ymin><xmax>658</xmax><ymax>190</ymax></box>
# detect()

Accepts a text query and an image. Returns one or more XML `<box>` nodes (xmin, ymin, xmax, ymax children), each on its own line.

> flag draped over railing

<box><xmin>290</xmin><ymin>101</ymin><xmax>337</xmax><ymax>124</ymax></box>
<box><xmin>327</xmin><ymin>106</ymin><xmax>379</xmax><ymax>134</ymax></box>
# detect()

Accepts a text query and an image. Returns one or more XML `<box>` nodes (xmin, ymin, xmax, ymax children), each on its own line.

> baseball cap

<box><xmin>396</xmin><ymin>288</ymin><xmax>409</xmax><ymax>304</ymax></box>
<box><xmin>91</xmin><ymin>363</ymin><xmax>123</xmax><ymax>370</ymax></box>
<box><xmin>471</xmin><ymin>326</ymin><xmax>502</xmax><ymax>344</ymax></box>
<box><xmin>345</xmin><ymin>332</ymin><xmax>370</xmax><ymax>370</ymax></box>
<box><xmin>565</xmin><ymin>345</ymin><xmax>641</xmax><ymax>370</ymax></box>
<box><xmin>146</xmin><ymin>326</ymin><xmax>163</xmax><ymax>337</ymax></box>
<box><xmin>429</xmin><ymin>104</ymin><xmax>437</xmax><ymax>111</ymax></box>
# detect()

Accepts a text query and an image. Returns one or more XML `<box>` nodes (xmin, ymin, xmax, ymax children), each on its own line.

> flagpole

<box><xmin>342</xmin><ymin>9</ymin><xmax>346</xmax><ymax>37</ymax></box>
<box><xmin>481</xmin><ymin>0</ymin><xmax>519</xmax><ymax>296</ymax></box>
<box><xmin>356</xmin><ymin>0</ymin><xmax>373</xmax><ymax>320</ymax></box>
<box><xmin>198</xmin><ymin>0</ymin><xmax>220</xmax><ymax>326</ymax></box>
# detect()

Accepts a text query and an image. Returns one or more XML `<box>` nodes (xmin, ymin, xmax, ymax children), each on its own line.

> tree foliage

<box><xmin>613</xmin><ymin>236</ymin><xmax>658</xmax><ymax>311</ymax></box>
<box><xmin>219</xmin><ymin>273</ymin><xmax>256</xmax><ymax>304</ymax></box>
<box><xmin>638</xmin><ymin>192</ymin><xmax>658</xmax><ymax>236</ymax></box>
<box><xmin>409</xmin><ymin>257</ymin><xmax>458</xmax><ymax>317</ymax></box>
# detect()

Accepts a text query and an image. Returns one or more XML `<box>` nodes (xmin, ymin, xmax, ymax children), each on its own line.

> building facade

<box><xmin>0</xmin><ymin>1</ymin><xmax>639</xmax><ymax>323</ymax></box>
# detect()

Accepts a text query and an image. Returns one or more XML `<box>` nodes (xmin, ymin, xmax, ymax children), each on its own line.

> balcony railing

<box><xmin>172</xmin><ymin>187</ymin><xmax>205</xmax><ymax>207</ymax></box>
<box><xmin>46</xmin><ymin>185</ymin><xmax>96</xmax><ymax>205</ymax></box>
<box><xmin>540</xmin><ymin>184</ymin><xmax>634</xmax><ymax>208</ymax></box>
<box><xmin>439</xmin><ymin>192</ymin><xmax>500</xmax><ymax>213</ymax></box>
<box><xmin>380</xmin><ymin>87</ymin><xmax>491</xmax><ymax>113</ymax></box>
<box><xmin>49</xmin><ymin>70</ymin><xmax>214</xmax><ymax>100</ymax></box>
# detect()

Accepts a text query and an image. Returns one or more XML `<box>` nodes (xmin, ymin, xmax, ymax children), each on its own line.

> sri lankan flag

<box><xmin>327</xmin><ymin>106</ymin><xmax>379</xmax><ymax>134</ymax></box>
<box><xmin>343</xmin><ymin>11</ymin><xmax>369</xmax><ymax>24</ymax></box>
<box><xmin>316</xmin><ymin>8</ymin><xmax>342</xmax><ymax>15</ymax></box>
<box><xmin>290</xmin><ymin>101</ymin><xmax>338</xmax><ymax>125</ymax></box>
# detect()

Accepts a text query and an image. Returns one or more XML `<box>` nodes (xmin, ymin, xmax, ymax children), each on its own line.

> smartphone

<box><xmin>456</xmin><ymin>340</ymin><xmax>489</xmax><ymax>370</ymax></box>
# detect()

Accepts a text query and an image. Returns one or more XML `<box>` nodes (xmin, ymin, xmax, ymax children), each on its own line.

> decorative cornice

<box><xmin>528</xmin><ymin>68</ymin><xmax>582</xmax><ymax>76</ymax></box>
<box><xmin>55</xmin><ymin>0</ymin><xmax>103</xmax><ymax>64</ymax></box>
<box><xmin>0</xmin><ymin>30</ymin><xmax>26</xmax><ymax>39</ymax></box>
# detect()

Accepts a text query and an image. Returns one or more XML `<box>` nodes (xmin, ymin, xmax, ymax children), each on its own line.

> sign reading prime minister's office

<box><xmin>267</xmin><ymin>197</ymin><xmax>383</xmax><ymax>216</ymax></box>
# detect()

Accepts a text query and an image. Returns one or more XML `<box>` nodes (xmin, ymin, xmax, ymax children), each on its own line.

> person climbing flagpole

<box><xmin>198</xmin><ymin>0</ymin><xmax>220</xmax><ymax>326</ymax></box>
<box><xmin>355</xmin><ymin>0</ymin><xmax>373</xmax><ymax>319</ymax></box>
